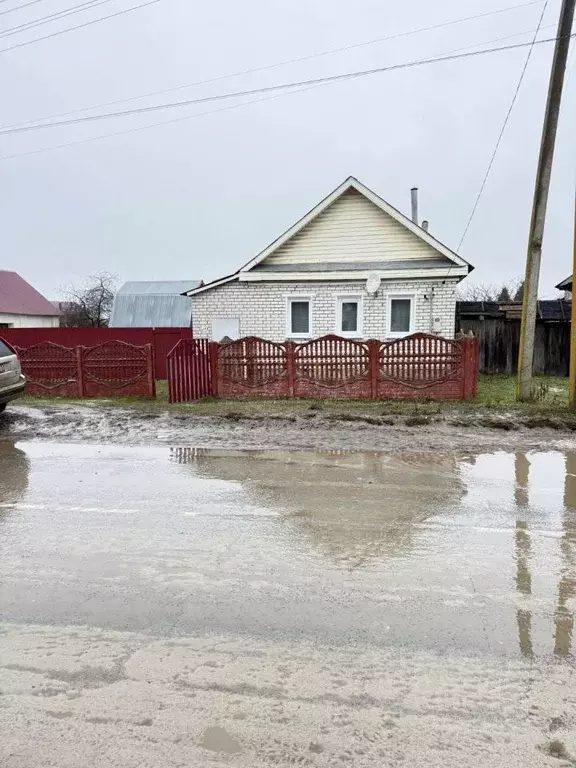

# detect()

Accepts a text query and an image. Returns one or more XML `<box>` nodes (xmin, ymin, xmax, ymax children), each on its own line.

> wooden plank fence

<box><xmin>456</xmin><ymin>301</ymin><xmax>571</xmax><ymax>375</ymax></box>
<box><xmin>167</xmin><ymin>333</ymin><xmax>478</xmax><ymax>402</ymax></box>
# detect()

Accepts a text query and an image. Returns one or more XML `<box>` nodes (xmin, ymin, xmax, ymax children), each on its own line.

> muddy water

<box><xmin>0</xmin><ymin>442</ymin><xmax>574</xmax><ymax>658</ymax></box>
<box><xmin>2</xmin><ymin>441</ymin><xmax>576</xmax><ymax>768</ymax></box>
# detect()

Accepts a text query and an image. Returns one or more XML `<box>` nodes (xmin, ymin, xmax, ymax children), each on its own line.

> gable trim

<box><xmin>239</xmin><ymin>177</ymin><xmax>471</xmax><ymax>273</ymax></box>
<box><xmin>238</xmin><ymin>267</ymin><xmax>469</xmax><ymax>282</ymax></box>
<box><xmin>184</xmin><ymin>274</ymin><xmax>239</xmax><ymax>297</ymax></box>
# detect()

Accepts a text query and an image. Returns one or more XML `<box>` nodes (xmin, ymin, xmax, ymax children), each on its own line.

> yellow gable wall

<box><xmin>265</xmin><ymin>188</ymin><xmax>443</xmax><ymax>266</ymax></box>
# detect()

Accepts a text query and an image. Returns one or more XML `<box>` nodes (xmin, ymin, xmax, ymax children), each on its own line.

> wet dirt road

<box><xmin>1</xmin><ymin>442</ymin><xmax>576</xmax><ymax>767</ymax></box>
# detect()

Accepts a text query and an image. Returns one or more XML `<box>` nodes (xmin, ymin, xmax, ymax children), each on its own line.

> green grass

<box><xmin>14</xmin><ymin>375</ymin><xmax>572</xmax><ymax>417</ymax></box>
<box><xmin>475</xmin><ymin>375</ymin><xmax>568</xmax><ymax>410</ymax></box>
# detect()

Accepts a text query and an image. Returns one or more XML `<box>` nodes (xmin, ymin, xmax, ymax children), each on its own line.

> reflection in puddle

<box><xmin>555</xmin><ymin>454</ymin><xmax>576</xmax><ymax>657</ymax></box>
<box><xmin>514</xmin><ymin>454</ymin><xmax>534</xmax><ymax>657</ymax></box>
<box><xmin>172</xmin><ymin>447</ymin><xmax>576</xmax><ymax>658</ymax></box>
<box><xmin>170</xmin><ymin>447</ymin><xmax>466</xmax><ymax>566</ymax></box>
<box><xmin>511</xmin><ymin>453</ymin><xmax>576</xmax><ymax>658</ymax></box>
<box><xmin>0</xmin><ymin>441</ymin><xmax>29</xmax><ymax>509</ymax></box>
<box><xmin>1</xmin><ymin>441</ymin><xmax>575</xmax><ymax>658</ymax></box>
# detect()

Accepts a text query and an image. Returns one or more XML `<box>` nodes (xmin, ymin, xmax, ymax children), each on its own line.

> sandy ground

<box><xmin>2</xmin><ymin>402</ymin><xmax>576</xmax><ymax>452</ymax></box>
<box><xmin>2</xmin><ymin>622</ymin><xmax>575</xmax><ymax>768</ymax></box>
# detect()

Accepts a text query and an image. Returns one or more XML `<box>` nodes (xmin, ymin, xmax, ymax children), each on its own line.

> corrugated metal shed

<box><xmin>110</xmin><ymin>280</ymin><xmax>201</xmax><ymax>328</ymax></box>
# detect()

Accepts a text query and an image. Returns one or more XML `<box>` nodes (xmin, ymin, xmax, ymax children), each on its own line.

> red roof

<box><xmin>0</xmin><ymin>271</ymin><xmax>60</xmax><ymax>316</ymax></box>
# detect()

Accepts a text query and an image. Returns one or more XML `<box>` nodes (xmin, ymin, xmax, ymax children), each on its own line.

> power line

<box><xmin>0</xmin><ymin>82</ymin><xmax>328</xmax><ymax>161</ymax></box>
<box><xmin>0</xmin><ymin>0</ymin><xmax>115</xmax><ymax>38</ymax></box>
<box><xmin>2</xmin><ymin>32</ymin><xmax>572</xmax><ymax>136</ymax></box>
<box><xmin>2</xmin><ymin>0</ymin><xmax>545</xmax><ymax>130</ymax></box>
<box><xmin>0</xmin><ymin>23</ymin><xmax>562</xmax><ymax>161</ymax></box>
<box><xmin>0</xmin><ymin>0</ymin><xmax>50</xmax><ymax>18</ymax></box>
<box><xmin>0</xmin><ymin>0</ymin><xmax>161</xmax><ymax>53</ymax></box>
<box><xmin>457</xmin><ymin>1</ymin><xmax>550</xmax><ymax>250</ymax></box>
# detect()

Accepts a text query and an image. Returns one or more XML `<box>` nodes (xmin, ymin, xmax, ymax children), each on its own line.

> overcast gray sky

<box><xmin>2</xmin><ymin>0</ymin><xmax>575</xmax><ymax>299</ymax></box>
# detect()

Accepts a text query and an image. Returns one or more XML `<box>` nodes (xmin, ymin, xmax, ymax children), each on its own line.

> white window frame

<box><xmin>335</xmin><ymin>295</ymin><xmax>363</xmax><ymax>337</ymax></box>
<box><xmin>386</xmin><ymin>293</ymin><xmax>415</xmax><ymax>338</ymax></box>
<box><xmin>286</xmin><ymin>295</ymin><xmax>313</xmax><ymax>338</ymax></box>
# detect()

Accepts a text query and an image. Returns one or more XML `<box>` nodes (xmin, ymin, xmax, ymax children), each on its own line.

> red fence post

<box><xmin>76</xmin><ymin>346</ymin><xmax>85</xmax><ymax>397</ymax></box>
<box><xmin>285</xmin><ymin>341</ymin><xmax>296</xmax><ymax>397</ymax></box>
<box><xmin>459</xmin><ymin>337</ymin><xmax>478</xmax><ymax>400</ymax></box>
<box><xmin>369</xmin><ymin>339</ymin><xmax>379</xmax><ymax>399</ymax></box>
<box><xmin>167</xmin><ymin>344</ymin><xmax>174</xmax><ymax>403</ymax></box>
<box><xmin>467</xmin><ymin>336</ymin><xmax>479</xmax><ymax>398</ymax></box>
<box><xmin>459</xmin><ymin>338</ymin><xmax>466</xmax><ymax>400</ymax></box>
<box><xmin>146</xmin><ymin>344</ymin><xmax>156</xmax><ymax>398</ymax></box>
<box><xmin>209</xmin><ymin>342</ymin><xmax>219</xmax><ymax>397</ymax></box>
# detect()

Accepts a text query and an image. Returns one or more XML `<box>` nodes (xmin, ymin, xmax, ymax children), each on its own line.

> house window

<box><xmin>388</xmin><ymin>295</ymin><xmax>414</xmax><ymax>336</ymax></box>
<box><xmin>287</xmin><ymin>297</ymin><xmax>311</xmax><ymax>337</ymax></box>
<box><xmin>337</xmin><ymin>296</ymin><xmax>362</xmax><ymax>336</ymax></box>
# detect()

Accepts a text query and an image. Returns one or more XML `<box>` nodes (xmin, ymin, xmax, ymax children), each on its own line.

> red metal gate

<box><xmin>167</xmin><ymin>338</ymin><xmax>212</xmax><ymax>402</ymax></box>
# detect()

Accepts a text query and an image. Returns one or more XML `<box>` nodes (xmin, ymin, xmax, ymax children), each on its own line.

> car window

<box><xmin>0</xmin><ymin>340</ymin><xmax>15</xmax><ymax>357</ymax></box>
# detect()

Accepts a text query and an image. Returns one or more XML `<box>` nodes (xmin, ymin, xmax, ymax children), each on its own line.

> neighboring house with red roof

<box><xmin>0</xmin><ymin>271</ymin><xmax>61</xmax><ymax>328</ymax></box>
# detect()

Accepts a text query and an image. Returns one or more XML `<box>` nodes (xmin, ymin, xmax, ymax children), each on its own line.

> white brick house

<box><xmin>187</xmin><ymin>177</ymin><xmax>473</xmax><ymax>341</ymax></box>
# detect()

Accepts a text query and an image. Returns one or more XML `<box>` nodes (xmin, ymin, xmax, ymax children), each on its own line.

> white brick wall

<box><xmin>192</xmin><ymin>279</ymin><xmax>458</xmax><ymax>341</ymax></box>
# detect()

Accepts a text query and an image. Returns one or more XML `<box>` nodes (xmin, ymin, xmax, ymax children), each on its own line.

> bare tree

<box><xmin>458</xmin><ymin>279</ymin><xmax>523</xmax><ymax>303</ymax></box>
<box><xmin>457</xmin><ymin>283</ymin><xmax>499</xmax><ymax>302</ymax></box>
<box><xmin>61</xmin><ymin>272</ymin><xmax>117</xmax><ymax>327</ymax></box>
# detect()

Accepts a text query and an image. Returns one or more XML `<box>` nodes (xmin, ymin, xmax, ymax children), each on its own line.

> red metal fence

<box><xmin>0</xmin><ymin>327</ymin><xmax>190</xmax><ymax>379</ymax></box>
<box><xmin>167</xmin><ymin>333</ymin><xmax>478</xmax><ymax>402</ymax></box>
<box><xmin>13</xmin><ymin>340</ymin><xmax>155</xmax><ymax>398</ymax></box>
<box><xmin>167</xmin><ymin>339</ymin><xmax>211</xmax><ymax>403</ymax></box>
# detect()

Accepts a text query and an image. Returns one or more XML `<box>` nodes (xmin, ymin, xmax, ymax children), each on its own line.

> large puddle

<box><xmin>0</xmin><ymin>441</ymin><xmax>574</xmax><ymax>657</ymax></box>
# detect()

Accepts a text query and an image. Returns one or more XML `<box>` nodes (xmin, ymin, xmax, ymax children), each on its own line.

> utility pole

<box><xmin>570</xmin><ymin>187</ymin><xmax>576</xmax><ymax>407</ymax></box>
<box><xmin>517</xmin><ymin>0</ymin><xmax>576</xmax><ymax>400</ymax></box>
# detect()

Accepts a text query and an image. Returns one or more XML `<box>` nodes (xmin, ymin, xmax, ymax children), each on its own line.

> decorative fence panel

<box><xmin>167</xmin><ymin>338</ymin><xmax>211</xmax><ymax>403</ymax></box>
<box><xmin>15</xmin><ymin>342</ymin><xmax>81</xmax><ymax>397</ymax></box>
<box><xmin>167</xmin><ymin>333</ymin><xmax>479</xmax><ymax>402</ymax></box>
<box><xmin>377</xmin><ymin>333</ymin><xmax>474</xmax><ymax>400</ymax></box>
<box><xmin>293</xmin><ymin>335</ymin><xmax>372</xmax><ymax>399</ymax></box>
<box><xmin>81</xmin><ymin>341</ymin><xmax>155</xmax><ymax>397</ymax></box>
<box><xmin>13</xmin><ymin>341</ymin><xmax>155</xmax><ymax>398</ymax></box>
<box><xmin>217</xmin><ymin>337</ymin><xmax>288</xmax><ymax>397</ymax></box>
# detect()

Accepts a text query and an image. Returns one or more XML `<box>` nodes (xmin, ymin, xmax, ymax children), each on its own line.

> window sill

<box><xmin>386</xmin><ymin>331</ymin><xmax>414</xmax><ymax>339</ymax></box>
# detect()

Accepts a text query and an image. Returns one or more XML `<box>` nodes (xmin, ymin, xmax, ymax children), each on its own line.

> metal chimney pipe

<box><xmin>410</xmin><ymin>187</ymin><xmax>418</xmax><ymax>224</ymax></box>
<box><xmin>422</xmin><ymin>220</ymin><xmax>429</xmax><ymax>231</ymax></box>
